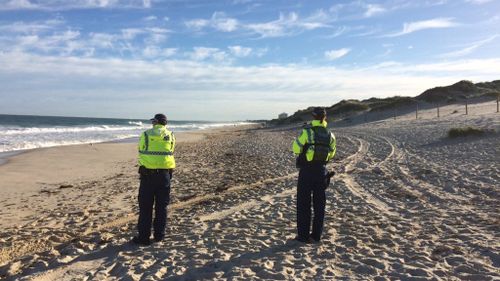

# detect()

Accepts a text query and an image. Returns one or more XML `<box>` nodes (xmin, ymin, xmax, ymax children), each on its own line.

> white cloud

<box><xmin>143</xmin><ymin>15</ymin><xmax>157</xmax><ymax>21</ymax></box>
<box><xmin>246</xmin><ymin>12</ymin><xmax>330</xmax><ymax>38</ymax></box>
<box><xmin>142</xmin><ymin>46</ymin><xmax>157</xmax><ymax>57</ymax></box>
<box><xmin>440</xmin><ymin>35</ymin><xmax>499</xmax><ymax>58</ymax></box>
<box><xmin>211</xmin><ymin>12</ymin><xmax>239</xmax><ymax>32</ymax></box>
<box><xmin>0</xmin><ymin>19</ymin><xmax>64</xmax><ymax>33</ymax></box>
<box><xmin>89</xmin><ymin>32</ymin><xmax>115</xmax><ymax>49</ymax></box>
<box><xmin>13</xmin><ymin>30</ymin><xmax>82</xmax><ymax>54</ymax></box>
<box><xmin>0</xmin><ymin>0</ymin><xmax>151</xmax><ymax>10</ymax></box>
<box><xmin>185</xmin><ymin>12</ymin><xmax>239</xmax><ymax>32</ymax></box>
<box><xmin>325</xmin><ymin>48</ymin><xmax>350</xmax><ymax>60</ymax></box>
<box><xmin>188</xmin><ymin>47</ymin><xmax>227</xmax><ymax>61</ymax></box>
<box><xmin>364</xmin><ymin>4</ymin><xmax>386</xmax><ymax>17</ymax></box>
<box><xmin>3</xmin><ymin>54</ymin><xmax>500</xmax><ymax>120</ymax></box>
<box><xmin>186</xmin><ymin>10</ymin><xmax>332</xmax><ymax>38</ymax></box>
<box><xmin>465</xmin><ymin>0</ymin><xmax>494</xmax><ymax>4</ymax></box>
<box><xmin>146</xmin><ymin>27</ymin><xmax>169</xmax><ymax>34</ymax></box>
<box><xmin>350</xmin><ymin>26</ymin><xmax>382</xmax><ymax>37</ymax></box>
<box><xmin>0</xmin><ymin>0</ymin><xmax>38</xmax><ymax>10</ymax></box>
<box><xmin>329</xmin><ymin>2</ymin><xmax>389</xmax><ymax>21</ymax></box>
<box><xmin>228</xmin><ymin>46</ymin><xmax>252</xmax><ymax>57</ymax></box>
<box><xmin>246</xmin><ymin>16</ymin><xmax>288</xmax><ymax>38</ymax></box>
<box><xmin>141</xmin><ymin>47</ymin><xmax>176</xmax><ymax>58</ymax></box>
<box><xmin>232</xmin><ymin>0</ymin><xmax>254</xmax><ymax>4</ymax></box>
<box><xmin>0</xmin><ymin>20</ymin><xmax>173</xmax><ymax>58</ymax></box>
<box><xmin>162</xmin><ymin>48</ymin><xmax>177</xmax><ymax>57</ymax></box>
<box><xmin>1</xmin><ymin>51</ymin><xmax>500</xmax><ymax>119</ymax></box>
<box><xmin>184</xmin><ymin>19</ymin><xmax>210</xmax><ymax>31</ymax></box>
<box><xmin>121</xmin><ymin>28</ymin><xmax>144</xmax><ymax>40</ymax></box>
<box><xmin>16</xmin><ymin>34</ymin><xmax>39</xmax><ymax>47</ymax></box>
<box><xmin>324</xmin><ymin>26</ymin><xmax>348</xmax><ymax>38</ymax></box>
<box><xmin>254</xmin><ymin>47</ymin><xmax>268</xmax><ymax>57</ymax></box>
<box><xmin>385</xmin><ymin>18</ymin><xmax>458</xmax><ymax>37</ymax></box>
<box><xmin>144</xmin><ymin>28</ymin><xmax>169</xmax><ymax>44</ymax></box>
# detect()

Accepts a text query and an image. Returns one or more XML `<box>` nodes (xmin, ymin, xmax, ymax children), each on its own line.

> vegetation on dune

<box><xmin>328</xmin><ymin>99</ymin><xmax>369</xmax><ymax>115</ymax></box>
<box><xmin>417</xmin><ymin>80</ymin><xmax>500</xmax><ymax>103</ymax></box>
<box><xmin>366</xmin><ymin>96</ymin><xmax>415</xmax><ymax>112</ymax></box>
<box><xmin>447</xmin><ymin>127</ymin><xmax>490</xmax><ymax>138</ymax></box>
<box><xmin>475</xmin><ymin>80</ymin><xmax>500</xmax><ymax>91</ymax></box>
<box><xmin>269</xmin><ymin>79</ymin><xmax>500</xmax><ymax>125</ymax></box>
<box><xmin>418</xmin><ymin>80</ymin><xmax>476</xmax><ymax>103</ymax></box>
<box><xmin>483</xmin><ymin>91</ymin><xmax>500</xmax><ymax>99</ymax></box>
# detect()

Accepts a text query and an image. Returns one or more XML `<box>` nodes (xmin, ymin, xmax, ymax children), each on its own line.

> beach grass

<box><xmin>447</xmin><ymin>126</ymin><xmax>487</xmax><ymax>138</ymax></box>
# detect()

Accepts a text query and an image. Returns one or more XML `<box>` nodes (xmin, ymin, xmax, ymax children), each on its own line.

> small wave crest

<box><xmin>128</xmin><ymin>121</ymin><xmax>143</xmax><ymax>126</ymax></box>
<box><xmin>0</xmin><ymin>125</ymin><xmax>147</xmax><ymax>136</ymax></box>
<box><xmin>0</xmin><ymin>121</ymin><xmax>254</xmax><ymax>153</ymax></box>
<box><xmin>0</xmin><ymin>134</ymin><xmax>138</xmax><ymax>153</ymax></box>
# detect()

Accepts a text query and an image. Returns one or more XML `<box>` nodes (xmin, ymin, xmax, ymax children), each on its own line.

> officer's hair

<box><xmin>152</xmin><ymin>120</ymin><xmax>167</xmax><ymax>125</ymax></box>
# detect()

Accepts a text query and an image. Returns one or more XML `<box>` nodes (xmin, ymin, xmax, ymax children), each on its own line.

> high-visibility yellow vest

<box><xmin>138</xmin><ymin>125</ymin><xmax>176</xmax><ymax>169</ymax></box>
<box><xmin>292</xmin><ymin>120</ymin><xmax>336</xmax><ymax>163</ymax></box>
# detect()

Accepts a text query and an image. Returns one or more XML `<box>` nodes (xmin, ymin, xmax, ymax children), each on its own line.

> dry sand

<box><xmin>0</xmin><ymin>102</ymin><xmax>499</xmax><ymax>280</ymax></box>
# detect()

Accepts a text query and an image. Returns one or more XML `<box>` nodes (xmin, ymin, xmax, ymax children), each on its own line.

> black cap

<box><xmin>312</xmin><ymin>107</ymin><xmax>326</xmax><ymax>118</ymax></box>
<box><xmin>150</xmin><ymin>113</ymin><xmax>167</xmax><ymax>125</ymax></box>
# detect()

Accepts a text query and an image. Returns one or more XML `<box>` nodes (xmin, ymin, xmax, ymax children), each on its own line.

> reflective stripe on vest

<box><xmin>139</xmin><ymin>150</ymin><xmax>173</xmax><ymax>156</ymax></box>
<box><xmin>294</xmin><ymin>139</ymin><xmax>303</xmax><ymax>148</ymax></box>
<box><xmin>144</xmin><ymin>132</ymin><xmax>149</xmax><ymax>151</ymax></box>
<box><xmin>305</xmin><ymin>128</ymin><xmax>313</xmax><ymax>144</ymax></box>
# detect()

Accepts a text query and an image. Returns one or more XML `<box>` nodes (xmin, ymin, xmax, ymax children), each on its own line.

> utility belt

<box><xmin>138</xmin><ymin>166</ymin><xmax>172</xmax><ymax>176</ymax></box>
<box><xmin>296</xmin><ymin>153</ymin><xmax>327</xmax><ymax>169</ymax></box>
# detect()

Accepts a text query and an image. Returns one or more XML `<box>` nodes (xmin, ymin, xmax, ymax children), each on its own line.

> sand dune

<box><xmin>0</xmin><ymin>102</ymin><xmax>499</xmax><ymax>280</ymax></box>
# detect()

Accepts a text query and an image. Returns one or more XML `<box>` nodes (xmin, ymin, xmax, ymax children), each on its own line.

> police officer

<box><xmin>292</xmin><ymin>107</ymin><xmax>336</xmax><ymax>243</ymax></box>
<box><xmin>132</xmin><ymin>113</ymin><xmax>176</xmax><ymax>245</ymax></box>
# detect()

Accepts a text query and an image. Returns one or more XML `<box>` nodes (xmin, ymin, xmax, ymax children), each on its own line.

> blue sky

<box><xmin>0</xmin><ymin>0</ymin><xmax>499</xmax><ymax>120</ymax></box>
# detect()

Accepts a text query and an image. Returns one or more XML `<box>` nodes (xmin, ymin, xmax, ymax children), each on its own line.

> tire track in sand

<box><xmin>0</xmin><ymin>133</ymin><xmax>374</xmax><ymax>272</ymax></box>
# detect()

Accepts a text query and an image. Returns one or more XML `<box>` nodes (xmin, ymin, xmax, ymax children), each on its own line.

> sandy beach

<box><xmin>0</xmin><ymin>102</ymin><xmax>499</xmax><ymax>280</ymax></box>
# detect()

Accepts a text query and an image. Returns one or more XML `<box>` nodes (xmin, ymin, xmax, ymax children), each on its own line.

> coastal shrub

<box><xmin>476</xmin><ymin>80</ymin><xmax>500</xmax><ymax>92</ymax></box>
<box><xmin>330</xmin><ymin>100</ymin><xmax>369</xmax><ymax>115</ymax></box>
<box><xmin>447</xmin><ymin>127</ymin><xmax>487</xmax><ymax>138</ymax></box>
<box><xmin>418</xmin><ymin>80</ymin><xmax>477</xmax><ymax>103</ymax></box>
<box><xmin>368</xmin><ymin>96</ymin><xmax>415</xmax><ymax>112</ymax></box>
<box><xmin>483</xmin><ymin>91</ymin><xmax>500</xmax><ymax>99</ymax></box>
<box><xmin>289</xmin><ymin>115</ymin><xmax>305</xmax><ymax>123</ymax></box>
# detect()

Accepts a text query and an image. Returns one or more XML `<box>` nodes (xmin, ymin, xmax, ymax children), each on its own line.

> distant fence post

<box><xmin>497</xmin><ymin>95</ymin><xmax>499</xmax><ymax>113</ymax></box>
<box><xmin>437</xmin><ymin>103</ymin><xmax>440</xmax><ymax>118</ymax></box>
<box><xmin>465</xmin><ymin>99</ymin><xmax>468</xmax><ymax>115</ymax></box>
<box><xmin>394</xmin><ymin>108</ymin><xmax>397</xmax><ymax>120</ymax></box>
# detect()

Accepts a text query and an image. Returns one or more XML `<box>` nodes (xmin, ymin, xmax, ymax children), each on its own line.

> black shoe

<box><xmin>153</xmin><ymin>236</ymin><xmax>164</xmax><ymax>242</ymax></box>
<box><xmin>294</xmin><ymin>236</ymin><xmax>309</xmax><ymax>243</ymax></box>
<box><xmin>131</xmin><ymin>236</ymin><xmax>151</xmax><ymax>246</ymax></box>
<box><xmin>309</xmin><ymin>233</ymin><xmax>321</xmax><ymax>243</ymax></box>
<box><xmin>308</xmin><ymin>237</ymin><xmax>320</xmax><ymax>244</ymax></box>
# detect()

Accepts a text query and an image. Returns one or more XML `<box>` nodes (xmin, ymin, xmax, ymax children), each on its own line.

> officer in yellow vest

<box><xmin>292</xmin><ymin>107</ymin><xmax>336</xmax><ymax>243</ymax></box>
<box><xmin>132</xmin><ymin>113</ymin><xmax>175</xmax><ymax>245</ymax></box>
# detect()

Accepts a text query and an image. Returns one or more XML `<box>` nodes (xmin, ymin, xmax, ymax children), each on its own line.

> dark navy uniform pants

<box><xmin>137</xmin><ymin>171</ymin><xmax>171</xmax><ymax>241</ymax></box>
<box><xmin>297</xmin><ymin>165</ymin><xmax>328</xmax><ymax>241</ymax></box>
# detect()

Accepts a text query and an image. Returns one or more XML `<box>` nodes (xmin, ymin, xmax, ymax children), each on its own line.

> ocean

<box><xmin>0</xmin><ymin>114</ymin><xmax>251</xmax><ymax>153</ymax></box>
